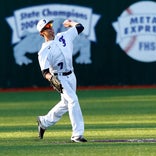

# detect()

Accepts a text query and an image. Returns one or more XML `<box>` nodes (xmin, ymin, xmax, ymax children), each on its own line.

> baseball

<box><xmin>63</xmin><ymin>19</ymin><xmax>72</xmax><ymax>27</ymax></box>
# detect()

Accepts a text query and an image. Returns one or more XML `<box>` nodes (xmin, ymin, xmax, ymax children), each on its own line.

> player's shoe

<box><xmin>37</xmin><ymin>116</ymin><xmax>46</xmax><ymax>139</ymax></box>
<box><xmin>71</xmin><ymin>136</ymin><xmax>87</xmax><ymax>143</ymax></box>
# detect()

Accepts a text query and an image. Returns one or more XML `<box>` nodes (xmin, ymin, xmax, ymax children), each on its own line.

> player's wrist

<box><xmin>48</xmin><ymin>76</ymin><xmax>53</xmax><ymax>81</ymax></box>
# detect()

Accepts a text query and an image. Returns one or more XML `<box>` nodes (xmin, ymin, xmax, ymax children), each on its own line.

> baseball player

<box><xmin>36</xmin><ymin>18</ymin><xmax>87</xmax><ymax>143</ymax></box>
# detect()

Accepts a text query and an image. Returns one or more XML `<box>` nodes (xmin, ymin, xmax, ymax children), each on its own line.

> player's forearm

<box><xmin>63</xmin><ymin>19</ymin><xmax>84</xmax><ymax>34</ymax></box>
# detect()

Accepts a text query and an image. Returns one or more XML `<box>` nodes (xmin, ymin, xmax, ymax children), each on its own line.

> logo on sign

<box><xmin>113</xmin><ymin>1</ymin><xmax>156</xmax><ymax>62</ymax></box>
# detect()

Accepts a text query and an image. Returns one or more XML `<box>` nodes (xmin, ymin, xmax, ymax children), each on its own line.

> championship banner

<box><xmin>6</xmin><ymin>4</ymin><xmax>100</xmax><ymax>44</ymax></box>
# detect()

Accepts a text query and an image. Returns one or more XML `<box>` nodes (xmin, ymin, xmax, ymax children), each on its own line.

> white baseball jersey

<box><xmin>38</xmin><ymin>27</ymin><xmax>77</xmax><ymax>74</ymax></box>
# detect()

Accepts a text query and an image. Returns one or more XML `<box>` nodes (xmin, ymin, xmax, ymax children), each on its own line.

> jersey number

<box><xmin>58</xmin><ymin>62</ymin><xmax>63</xmax><ymax>69</ymax></box>
<box><xmin>59</xmin><ymin>35</ymin><xmax>66</xmax><ymax>47</ymax></box>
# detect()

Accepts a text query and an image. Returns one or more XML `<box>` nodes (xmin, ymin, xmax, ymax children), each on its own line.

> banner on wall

<box><xmin>6</xmin><ymin>4</ymin><xmax>101</xmax><ymax>66</ymax></box>
<box><xmin>112</xmin><ymin>1</ymin><xmax>156</xmax><ymax>63</ymax></box>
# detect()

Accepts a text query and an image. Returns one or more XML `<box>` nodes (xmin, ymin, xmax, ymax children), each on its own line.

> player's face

<box><xmin>41</xmin><ymin>23</ymin><xmax>55</xmax><ymax>40</ymax></box>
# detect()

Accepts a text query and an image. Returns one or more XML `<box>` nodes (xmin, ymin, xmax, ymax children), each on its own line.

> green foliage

<box><xmin>1</xmin><ymin>88</ymin><xmax>156</xmax><ymax>156</ymax></box>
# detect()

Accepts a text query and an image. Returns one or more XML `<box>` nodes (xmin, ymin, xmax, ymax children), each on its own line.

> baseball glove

<box><xmin>49</xmin><ymin>76</ymin><xmax>63</xmax><ymax>93</ymax></box>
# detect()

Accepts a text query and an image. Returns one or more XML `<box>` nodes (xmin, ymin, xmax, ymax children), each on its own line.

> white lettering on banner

<box><xmin>112</xmin><ymin>1</ymin><xmax>156</xmax><ymax>63</ymax></box>
<box><xmin>5</xmin><ymin>4</ymin><xmax>101</xmax><ymax>66</ymax></box>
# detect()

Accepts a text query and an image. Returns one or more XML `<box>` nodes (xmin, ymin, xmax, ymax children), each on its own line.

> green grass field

<box><xmin>1</xmin><ymin>88</ymin><xmax>156</xmax><ymax>156</ymax></box>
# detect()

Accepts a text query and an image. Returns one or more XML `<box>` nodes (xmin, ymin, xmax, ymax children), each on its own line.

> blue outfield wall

<box><xmin>1</xmin><ymin>0</ymin><xmax>156</xmax><ymax>88</ymax></box>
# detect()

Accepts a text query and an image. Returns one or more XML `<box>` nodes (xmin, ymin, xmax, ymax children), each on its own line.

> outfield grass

<box><xmin>1</xmin><ymin>88</ymin><xmax>156</xmax><ymax>155</ymax></box>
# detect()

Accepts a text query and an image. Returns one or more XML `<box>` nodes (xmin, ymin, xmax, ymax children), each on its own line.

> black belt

<box><xmin>54</xmin><ymin>70</ymin><xmax>72</xmax><ymax>76</ymax></box>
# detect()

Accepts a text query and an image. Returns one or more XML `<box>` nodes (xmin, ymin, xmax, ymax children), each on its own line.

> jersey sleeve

<box><xmin>64</xmin><ymin>26</ymin><xmax>78</xmax><ymax>42</ymax></box>
<box><xmin>38</xmin><ymin>49</ymin><xmax>50</xmax><ymax>71</ymax></box>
